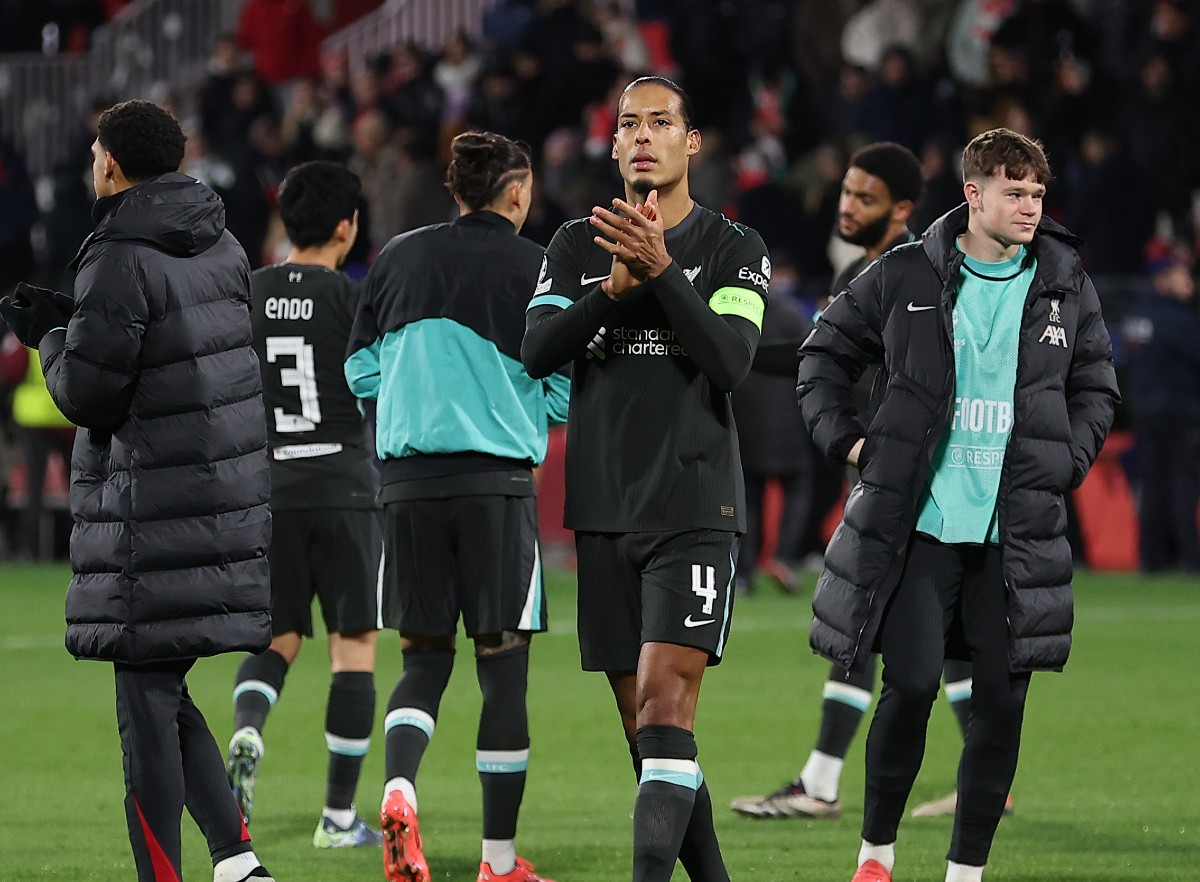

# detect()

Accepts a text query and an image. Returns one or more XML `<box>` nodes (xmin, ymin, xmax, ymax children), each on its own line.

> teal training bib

<box><xmin>916</xmin><ymin>243</ymin><xmax>1033</xmax><ymax>544</ymax></box>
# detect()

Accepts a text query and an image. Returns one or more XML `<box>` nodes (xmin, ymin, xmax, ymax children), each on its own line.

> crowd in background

<box><xmin>2</xmin><ymin>0</ymin><xmax>1199</xmax><ymax>570</ymax></box>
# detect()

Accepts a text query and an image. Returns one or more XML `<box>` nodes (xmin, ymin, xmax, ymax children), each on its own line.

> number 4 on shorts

<box><xmin>691</xmin><ymin>564</ymin><xmax>716</xmax><ymax>615</ymax></box>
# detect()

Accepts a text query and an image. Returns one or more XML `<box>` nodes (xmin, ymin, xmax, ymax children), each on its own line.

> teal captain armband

<box><xmin>709</xmin><ymin>286</ymin><xmax>765</xmax><ymax>329</ymax></box>
<box><xmin>527</xmin><ymin>293</ymin><xmax>574</xmax><ymax>311</ymax></box>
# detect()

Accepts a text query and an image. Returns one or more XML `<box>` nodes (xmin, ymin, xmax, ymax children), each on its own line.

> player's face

<box><xmin>91</xmin><ymin>139</ymin><xmax>116</xmax><ymax>199</ymax></box>
<box><xmin>837</xmin><ymin>167</ymin><xmax>896</xmax><ymax>248</ymax></box>
<box><xmin>611</xmin><ymin>83</ymin><xmax>699</xmax><ymax>196</ymax></box>
<box><xmin>966</xmin><ymin>167</ymin><xmax>1045</xmax><ymax>248</ymax></box>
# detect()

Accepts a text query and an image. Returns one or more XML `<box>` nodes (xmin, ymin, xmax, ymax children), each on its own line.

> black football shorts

<box><xmin>575</xmin><ymin>529</ymin><xmax>738</xmax><ymax>672</ymax></box>
<box><xmin>380</xmin><ymin>495</ymin><xmax>547</xmax><ymax>637</ymax></box>
<box><xmin>269</xmin><ymin>508</ymin><xmax>383</xmax><ymax>636</ymax></box>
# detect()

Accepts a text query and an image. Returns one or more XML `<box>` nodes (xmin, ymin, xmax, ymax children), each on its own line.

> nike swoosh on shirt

<box><xmin>581</xmin><ymin>273</ymin><xmax>610</xmax><ymax>286</ymax></box>
<box><xmin>906</xmin><ymin>302</ymin><xmax>936</xmax><ymax>312</ymax></box>
<box><xmin>683</xmin><ymin>615</ymin><xmax>716</xmax><ymax>628</ymax></box>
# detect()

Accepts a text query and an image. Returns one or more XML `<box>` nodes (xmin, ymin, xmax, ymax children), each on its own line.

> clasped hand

<box><xmin>0</xmin><ymin>283</ymin><xmax>75</xmax><ymax>349</ymax></box>
<box><xmin>589</xmin><ymin>191</ymin><xmax>672</xmax><ymax>300</ymax></box>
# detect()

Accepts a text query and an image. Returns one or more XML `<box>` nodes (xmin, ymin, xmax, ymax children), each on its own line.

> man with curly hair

<box><xmin>0</xmin><ymin>99</ymin><xmax>275</xmax><ymax>882</ymax></box>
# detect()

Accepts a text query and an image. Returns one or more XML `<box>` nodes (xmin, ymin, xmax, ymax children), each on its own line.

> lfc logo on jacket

<box><xmin>1039</xmin><ymin>297</ymin><xmax>1067</xmax><ymax>347</ymax></box>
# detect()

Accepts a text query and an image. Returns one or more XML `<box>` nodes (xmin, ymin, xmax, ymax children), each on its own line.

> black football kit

<box><xmin>251</xmin><ymin>262</ymin><xmax>380</xmax><ymax>634</ymax></box>
<box><xmin>523</xmin><ymin>202</ymin><xmax>770</xmax><ymax>668</ymax></box>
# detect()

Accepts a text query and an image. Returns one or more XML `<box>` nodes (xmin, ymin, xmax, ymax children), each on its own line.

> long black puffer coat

<box><xmin>797</xmin><ymin>204</ymin><xmax>1119</xmax><ymax>674</ymax></box>
<box><xmin>40</xmin><ymin>173</ymin><xmax>271</xmax><ymax>663</ymax></box>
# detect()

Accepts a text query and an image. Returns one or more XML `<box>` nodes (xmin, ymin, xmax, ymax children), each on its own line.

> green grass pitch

<box><xmin>1</xmin><ymin>563</ymin><xmax>1197</xmax><ymax>880</ymax></box>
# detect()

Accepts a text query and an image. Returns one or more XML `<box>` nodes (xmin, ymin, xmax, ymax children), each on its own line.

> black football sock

<box><xmin>634</xmin><ymin>725</ymin><xmax>702</xmax><ymax>882</ymax></box>
<box><xmin>814</xmin><ymin>656</ymin><xmax>877</xmax><ymax>760</ymax></box>
<box><xmin>232</xmin><ymin>649</ymin><xmax>289</xmax><ymax>734</ymax></box>
<box><xmin>384</xmin><ymin>649</ymin><xmax>454</xmax><ymax>800</ymax></box>
<box><xmin>324</xmin><ymin>670</ymin><xmax>375</xmax><ymax>814</ymax></box>
<box><xmin>476</xmin><ymin>645</ymin><xmax>531</xmax><ymax>874</ymax></box>
<box><xmin>629</xmin><ymin>732</ymin><xmax>727</xmax><ymax>881</ymax></box>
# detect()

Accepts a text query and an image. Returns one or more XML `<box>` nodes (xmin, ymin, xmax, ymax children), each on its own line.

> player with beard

<box><xmin>522</xmin><ymin>76</ymin><xmax>770</xmax><ymax>882</ymax></box>
<box><xmin>732</xmin><ymin>142</ymin><xmax>995</xmax><ymax>822</ymax></box>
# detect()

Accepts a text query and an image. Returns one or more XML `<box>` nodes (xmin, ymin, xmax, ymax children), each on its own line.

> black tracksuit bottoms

<box><xmin>113</xmin><ymin>659</ymin><xmax>252</xmax><ymax>881</ymax></box>
<box><xmin>862</xmin><ymin>534</ymin><xmax>1031</xmax><ymax>866</ymax></box>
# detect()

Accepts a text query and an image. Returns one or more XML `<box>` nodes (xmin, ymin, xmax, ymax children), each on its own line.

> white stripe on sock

<box><xmin>325</xmin><ymin>732</ymin><xmax>370</xmax><ymax>756</ymax></box>
<box><xmin>233</xmin><ymin>679</ymin><xmax>279</xmax><ymax>705</ymax></box>
<box><xmin>823</xmin><ymin>680</ymin><xmax>873</xmax><ymax>711</ymax></box>
<box><xmin>385</xmin><ymin>707</ymin><xmax>435</xmax><ymax>738</ymax></box>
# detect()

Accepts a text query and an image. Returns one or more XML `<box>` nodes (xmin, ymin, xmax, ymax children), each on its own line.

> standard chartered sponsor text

<box><xmin>612</xmin><ymin>326</ymin><xmax>687</xmax><ymax>356</ymax></box>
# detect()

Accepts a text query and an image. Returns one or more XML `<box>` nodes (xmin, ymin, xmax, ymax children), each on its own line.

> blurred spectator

<box><xmin>1121</xmin><ymin>51</ymin><xmax>1195</xmax><ymax>231</ymax></box>
<box><xmin>466</xmin><ymin>61</ymin><xmax>536</xmax><ymax>147</ymax></box>
<box><xmin>199</xmin><ymin>34</ymin><xmax>247</xmax><ymax>144</ymax></box>
<box><xmin>514</xmin><ymin>0</ymin><xmax>614</xmax><ymax>149</ymax></box>
<box><xmin>433</xmin><ymin>31</ymin><xmax>483</xmax><ymax>125</ymax></box>
<box><xmin>381</xmin><ymin>43</ymin><xmax>445</xmax><ymax>162</ymax></box>
<box><xmin>990</xmin><ymin>0</ymin><xmax>1096</xmax><ymax>87</ymax></box>
<box><xmin>789</xmin><ymin>140</ymin><xmax>846</xmax><ymax>282</ymax></box>
<box><xmin>1066</xmin><ymin>126</ymin><xmax>1156</xmax><ymax>275</ymax></box>
<box><xmin>483</xmin><ymin>0</ymin><xmax>539</xmax><ymax>56</ymax></box>
<box><xmin>1038</xmin><ymin>50</ymin><xmax>1106</xmax><ymax>171</ymax></box>
<box><xmin>841</xmin><ymin>0</ymin><xmax>921</xmax><ymax>72</ymax></box>
<box><xmin>825</xmin><ymin>63</ymin><xmax>875</xmax><ymax>146</ymax></box>
<box><xmin>733</xmin><ymin>278</ymin><xmax>813</xmax><ymax>595</ymax></box>
<box><xmin>237</xmin><ymin>0</ymin><xmax>323</xmax><ymax>87</ymax></box>
<box><xmin>589</xmin><ymin>0</ymin><xmax>649</xmax><ymax>73</ymax></box>
<box><xmin>392</xmin><ymin>145</ymin><xmax>455</xmax><ymax>234</ymax></box>
<box><xmin>220</xmin><ymin>116</ymin><xmax>286</xmax><ymax>267</ymax></box>
<box><xmin>1138</xmin><ymin>0</ymin><xmax>1200</xmax><ymax>91</ymax></box>
<box><xmin>5</xmin><ymin>344</ymin><xmax>74</xmax><ymax>560</ymax></box>
<box><xmin>207</xmin><ymin>70</ymin><xmax>276</xmax><ymax>160</ymax></box>
<box><xmin>909</xmin><ymin>136</ymin><xmax>963</xmax><ymax>235</ymax></box>
<box><xmin>858</xmin><ymin>45</ymin><xmax>932</xmax><ymax>152</ymax></box>
<box><xmin>279</xmin><ymin>78</ymin><xmax>350</xmax><ymax>163</ymax></box>
<box><xmin>348</xmin><ymin>110</ymin><xmax>404</xmax><ymax>249</ymax></box>
<box><xmin>180</xmin><ymin>129</ymin><xmax>237</xmax><ymax>197</ymax></box>
<box><xmin>0</xmin><ymin>123</ymin><xmax>38</xmax><ymax>296</ymax></box>
<box><xmin>1121</xmin><ymin>246</ymin><xmax>1200</xmax><ymax>572</ymax></box>
<box><xmin>946</xmin><ymin>0</ymin><xmax>1018</xmax><ymax>87</ymax></box>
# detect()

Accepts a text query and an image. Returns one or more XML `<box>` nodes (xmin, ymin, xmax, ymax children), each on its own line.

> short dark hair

<box><xmin>277</xmin><ymin>161</ymin><xmax>362</xmax><ymax>249</ymax></box>
<box><xmin>96</xmin><ymin>100</ymin><xmax>186</xmax><ymax>182</ymax></box>
<box><xmin>849</xmin><ymin>142</ymin><xmax>924</xmax><ymax>205</ymax></box>
<box><xmin>961</xmin><ymin>127</ymin><xmax>1053</xmax><ymax>185</ymax></box>
<box><xmin>444</xmin><ymin>131</ymin><xmax>531</xmax><ymax>211</ymax></box>
<box><xmin>621</xmin><ymin>76</ymin><xmax>695</xmax><ymax>130</ymax></box>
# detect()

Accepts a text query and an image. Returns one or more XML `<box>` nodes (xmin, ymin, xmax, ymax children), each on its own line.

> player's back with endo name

<box><xmin>251</xmin><ymin>263</ymin><xmax>376</xmax><ymax>511</ymax></box>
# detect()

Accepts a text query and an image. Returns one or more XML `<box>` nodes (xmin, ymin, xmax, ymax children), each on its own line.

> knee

<box><xmin>635</xmin><ymin>674</ymin><xmax>694</xmax><ymax>728</ymax></box>
<box><xmin>881</xmin><ymin>664</ymin><xmax>942</xmax><ymax>709</ymax></box>
<box><xmin>971</xmin><ymin>677</ymin><xmax>1030</xmax><ymax>729</ymax></box>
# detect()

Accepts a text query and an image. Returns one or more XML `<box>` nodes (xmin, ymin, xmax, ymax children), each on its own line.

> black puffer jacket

<box><xmin>797</xmin><ymin>204</ymin><xmax>1118</xmax><ymax>674</ymax></box>
<box><xmin>40</xmin><ymin>173</ymin><xmax>271</xmax><ymax>663</ymax></box>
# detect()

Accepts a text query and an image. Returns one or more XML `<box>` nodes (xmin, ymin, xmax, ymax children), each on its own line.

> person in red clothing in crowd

<box><xmin>237</xmin><ymin>0</ymin><xmax>323</xmax><ymax>88</ymax></box>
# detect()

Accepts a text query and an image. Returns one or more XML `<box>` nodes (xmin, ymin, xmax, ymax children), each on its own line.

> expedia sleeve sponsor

<box><xmin>712</xmin><ymin>229</ymin><xmax>771</xmax><ymax>302</ymax></box>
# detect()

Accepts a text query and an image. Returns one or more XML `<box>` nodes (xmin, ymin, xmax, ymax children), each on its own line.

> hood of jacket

<box><xmin>920</xmin><ymin>202</ymin><xmax>1086</xmax><ymax>292</ymax></box>
<box><xmin>72</xmin><ymin>173</ymin><xmax>227</xmax><ymax>268</ymax></box>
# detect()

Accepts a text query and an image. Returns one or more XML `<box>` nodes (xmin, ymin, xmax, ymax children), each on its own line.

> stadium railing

<box><xmin>0</xmin><ymin>0</ymin><xmax>242</xmax><ymax>178</ymax></box>
<box><xmin>321</xmin><ymin>0</ymin><xmax>498</xmax><ymax>71</ymax></box>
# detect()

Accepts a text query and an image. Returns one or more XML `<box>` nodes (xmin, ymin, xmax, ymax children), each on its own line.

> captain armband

<box><xmin>709</xmin><ymin>286</ymin><xmax>765</xmax><ymax>330</ymax></box>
